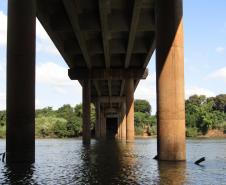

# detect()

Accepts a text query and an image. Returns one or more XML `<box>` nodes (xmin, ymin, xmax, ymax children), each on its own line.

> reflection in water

<box><xmin>3</xmin><ymin>163</ymin><xmax>35</xmax><ymax>185</ymax></box>
<box><xmin>158</xmin><ymin>161</ymin><xmax>186</xmax><ymax>185</ymax></box>
<box><xmin>0</xmin><ymin>139</ymin><xmax>226</xmax><ymax>184</ymax></box>
<box><xmin>79</xmin><ymin>140</ymin><xmax>136</xmax><ymax>185</ymax></box>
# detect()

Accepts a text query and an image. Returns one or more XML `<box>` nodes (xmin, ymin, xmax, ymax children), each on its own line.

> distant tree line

<box><xmin>0</xmin><ymin>94</ymin><xmax>225</xmax><ymax>138</ymax></box>
<box><xmin>185</xmin><ymin>94</ymin><xmax>226</xmax><ymax>137</ymax></box>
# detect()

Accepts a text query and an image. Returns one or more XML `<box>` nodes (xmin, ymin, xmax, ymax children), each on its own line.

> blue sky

<box><xmin>0</xmin><ymin>0</ymin><xmax>226</xmax><ymax>114</ymax></box>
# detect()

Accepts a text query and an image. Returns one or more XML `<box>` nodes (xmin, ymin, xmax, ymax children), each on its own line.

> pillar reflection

<box><xmin>3</xmin><ymin>163</ymin><xmax>35</xmax><ymax>184</ymax></box>
<box><xmin>158</xmin><ymin>161</ymin><xmax>186</xmax><ymax>185</ymax></box>
<box><xmin>79</xmin><ymin>140</ymin><xmax>137</xmax><ymax>184</ymax></box>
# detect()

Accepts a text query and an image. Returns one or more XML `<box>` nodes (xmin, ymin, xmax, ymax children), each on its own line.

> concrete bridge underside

<box><xmin>6</xmin><ymin>0</ymin><xmax>185</xmax><ymax>163</ymax></box>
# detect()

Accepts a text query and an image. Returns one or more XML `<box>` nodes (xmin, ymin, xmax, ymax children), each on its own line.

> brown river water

<box><xmin>0</xmin><ymin>138</ymin><xmax>226</xmax><ymax>185</ymax></box>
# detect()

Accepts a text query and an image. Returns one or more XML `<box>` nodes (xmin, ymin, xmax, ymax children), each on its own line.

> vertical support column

<box><xmin>82</xmin><ymin>80</ymin><xmax>91</xmax><ymax>144</ymax></box>
<box><xmin>6</xmin><ymin>0</ymin><xmax>36</xmax><ymax>163</ymax></box>
<box><xmin>95</xmin><ymin>101</ymin><xmax>100</xmax><ymax>138</ymax></box>
<box><xmin>100</xmin><ymin>108</ymin><xmax>106</xmax><ymax>138</ymax></box>
<box><xmin>121</xmin><ymin>101</ymin><xmax>127</xmax><ymax>140</ymax></box>
<box><xmin>117</xmin><ymin>117</ymin><xmax>121</xmax><ymax>139</ymax></box>
<box><xmin>126</xmin><ymin>79</ymin><xmax>134</xmax><ymax>141</ymax></box>
<box><xmin>156</xmin><ymin>0</ymin><xmax>186</xmax><ymax>160</ymax></box>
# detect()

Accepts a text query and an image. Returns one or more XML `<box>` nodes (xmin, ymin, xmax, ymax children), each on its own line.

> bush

<box><xmin>148</xmin><ymin>125</ymin><xmax>157</xmax><ymax>135</ymax></box>
<box><xmin>186</xmin><ymin>127</ymin><xmax>198</xmax><ymax>137</ymax></box>
<box><xmin>135</xmin><ymin>126</ymin><xmax>144</xmax><ymax>136</ymax></box>
<box><xmin>35</xmin><ymin>116</ymin><xmax>68</xmax><ymax>138</ymax></box>
<box><xmin>223</xmin><ymin>123</ymin><xmax>226</xmax><ymax>134</ymax></box>
<box><xmin>0</xmin><ymin>125</ymin><xmax>6</xmax><ymax>138</ymax></box>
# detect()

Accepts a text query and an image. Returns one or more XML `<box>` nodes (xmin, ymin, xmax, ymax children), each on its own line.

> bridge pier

<box><xmin>117</xmin><ymin>116</ymin><xmax>121</xmax><ymax>139</ymax></box>
<box><xmin>6</xmin><ymin>0</ymin><xmax>36</xmax><ymax>163</ymax></box>
<box><xmin>156</xmin><ymin>0</ymin><xmax>186</xmax><ymax>160</ymax></box>
<box><xmin>121</xmin><ymin>101</ymin><xmax>127</xmax><ymax>140</ymax></box>
<box><xmin>126</xmin><ymin>79</ymin><xmax>135</xmax><ymax>141</ymax></box>
<box><xmin>100</xmin><ymin>107</ymin><xmax>106</xmax><ymax>138</ymax></box>
<box><xmin>95</xmin><ymin>101</ymin><xmax>101</xmax><ymax>138</ymax></box>
<box><xmin>82</xmin><ymin>80</ymin><xmax>91</xmax><ymax>144</ymax></box>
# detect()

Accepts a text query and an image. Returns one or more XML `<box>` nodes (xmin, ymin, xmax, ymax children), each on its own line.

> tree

<box><xmin>213</xmin><ymin>94</ymin><xmax>226</xmax><ymax>112</ymax></box>
<box><xmin>134</xmin><ymin>99</ymin><xmax>151</xmax><ymax>115</ymax></box>
<box><xmin>186</xmin><ymin>95</ymin><xmax>206</xmax><ymax>106</ymax></box>
<box><xmin>36</xmin><ymin>107</ymin><xmax>55</xmax><ymax>117</ymax></box>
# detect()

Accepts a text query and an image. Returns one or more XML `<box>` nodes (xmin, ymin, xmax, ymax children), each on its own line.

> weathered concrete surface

<box><xmin>156</xmin><ymin>0</ymin><xmax>186</xmax><ymax>160</ymax></box>
<box><xmin>121</xmin><ymin>102</ymin><xmax>127</xmax><ymax>140</ymax></box>
<box><xmin>82</xmin><ymin>80</ymin><xmax>91</xmax><ymax>144</ymax></box>
<box><xmin>95</xmin><ymin>101</ymin><xmax>100</xmax><ymax>138</ymax></box>
<box><xmin>100</xmin><ymin>108</ymin><xmax>106</xmax><ymax>138</ymax></box>
<box><xmin>6</xmin><ymin>0</ymin><xmax>36</xmax><ymax>163</ymax></box>
<box><xmin>126</xmin><ymin>79</ymin><xmax>135</xmax><ymax>141</ymax></box>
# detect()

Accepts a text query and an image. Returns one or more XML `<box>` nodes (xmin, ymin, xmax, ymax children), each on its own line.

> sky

<box><xmin>0</xmin><ymin>0</ymin><xmax>226</xmax><ymax>114</ymax></box>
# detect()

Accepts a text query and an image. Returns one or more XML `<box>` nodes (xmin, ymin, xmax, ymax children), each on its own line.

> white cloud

<box><xmin>0</xmin><ymin>11</ymin><xmax>59</xmax><ymax>55</ymax></box>
<box><xmin>37</xmin><ymin>62</ymin><xmax>72</xmax><ymax>86</ymax></box>
<box><xmin>36</xmin><ymin>39</ymin><xmax>59</xmax><ymax>55</ymax></box>
<box><xmin>0</xmin><ymin>11</ymin><xmax>7</xmax><ymax>46</ymax></box>
<box><xmin>207</xmin><ymin>67</ymin><xmax>226</xmax><ymax>82</ymax></box>
<box><xmin>185</xmin><ymin>86</ymin><xmax>215</xmax><ymax>99</ymax></box>
<box><xmin>36</xmin><ymin>20</ymin><xmax>49</xmax><ymax>41</ymax></box>
<box><xmin>35</xmin><ymin>62</ymin><xmax>82</xmax><ymax>109</ymax></box>
<box><xmin>216</xmin><ymin>47</ymin><xmax>225</xmax><ymax>53</ymax></box>
<box><xmin>36</xmin><ymin>62</ymin><xmax>81</xmax><ymax>94</ymax></box>
<box><xmin>36</xmin><ymin>20</ymin><xmax>60</xmax><ymax>55</ymax></box>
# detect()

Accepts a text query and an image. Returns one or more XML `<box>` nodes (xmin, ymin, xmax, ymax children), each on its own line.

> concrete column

<box><xmin>117</xmin><ymin>117</ymin><xmax>121</xmax><ymax>139</ymax></box>
<box><xmin>82</xmin><ymin>80</ymin><xmax>91</xmax><ymax>144</ymax></box>
<box><xmin>121</xmin><ymin>102</ymin><xmax>127</xmax><ymax>140</ymax></box>
<box><xmin>100</xmin><ymin>108</ymin><xmax>106</xmax><ymax>138</ymax></box>
<box><xmin>95</xmin><ymin>101</ymin><xmax>100</xmax><ymax>138</ymax></box>
<box><xmin>126</xmin><ymin>79</ymin><xmax>135</xmax><ymax>141</ymax></box>
<box><xmin>156</xmin><ymin>0</ymin><xmax>186</xmax><ymax>160</ymax></box>
<box><xmin>6</xmin><ymin>0</ymin><xmax>36</xmax><ymax>163</ymax></box>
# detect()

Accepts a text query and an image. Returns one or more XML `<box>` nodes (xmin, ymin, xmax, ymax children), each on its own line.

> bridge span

<box><xmin>6</xmin><ymin>0</ymin><xmax>185</xmax><ymax>163</ymax></box>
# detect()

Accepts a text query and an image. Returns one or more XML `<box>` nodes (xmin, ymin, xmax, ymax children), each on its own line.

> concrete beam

<box><xmin>120</xmin><ymin>0</ymin><xmax>143</xmax><ymax>97</ymax></box>
<box><xmin>99</xmin><ymin>0</ymin><xmax>110</xmax><ymax>68</ymax></box>
<box><xmin>125</xmin><ymin>0</ymin><xmax>143</xmax><ymax>68</ymax></box>
<box><xmin>104</xmin><ymin>107</ymin><xmax>120</xmax><ymax>114</ymax></box>
<box><xmin>63</xmin><ymin>0</ymin><xmax>101</xmax><ymax>95</ymax></box>
<box><xmin>68</xmin><ymin>68</ymin><xmax>148</xmax><ymax>80</ymax></box>
<box><xmin>92</xmin><ymin>96</ymin><xmax>125</xmax><ymax>103</ymax></box>
<box><xmin>93</xmin><ymin>81</ymin><xmax>101</xmax><ymax>96</ymax></box>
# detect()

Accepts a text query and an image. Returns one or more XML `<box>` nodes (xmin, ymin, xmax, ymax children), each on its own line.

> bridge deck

<box><xmin>36</xmin><ymin>0</ymin><xmax>156</xmax><ymax>109</ymax></box>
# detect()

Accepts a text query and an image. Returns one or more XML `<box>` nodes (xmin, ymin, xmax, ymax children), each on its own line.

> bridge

<box><xmin>6</xmin><ymin>0</ymin><xmax>185</xmax><ymax>163</ymax></box>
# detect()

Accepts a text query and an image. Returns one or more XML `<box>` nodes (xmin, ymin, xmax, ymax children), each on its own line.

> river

<box><xmin>0</xmin><ymin>138</ymin><xmax>226</xmax><ymax>185</ymax></box>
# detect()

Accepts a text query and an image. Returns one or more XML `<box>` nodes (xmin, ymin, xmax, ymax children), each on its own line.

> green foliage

<box><xmin>35</xmin><ymin>116</ymin><xmax>67</xmax><ymax>137</ymax></box>
<box><xmin>0</xmin><ymin>111</ymin><xmax>6</xmax><ymax>138</ymax></box>
<box><xmin>186</xmin><ymin>127</ymin><xmax>198</xmax><ymax>137</ymax></box>
<box><xmin>134</xmin><ymin>101</ymin><xmax>155</xmax><ymax>136</ymax></box>
<box><xmin>0</xmin><ymin>94</ymin><xmax>225</xmax><ymax>138</ymax></box>
<box><xmin>186</xmin><ymin>94</ymin><xmax>226</xmax><ymax>135</ymax></box>
<box><xmin>212</xmin><ymin>94</ymin><xmax>226</xmax><ymax>112</ymax></box>
<box><xmin>134</xmin><ymin>100</ymin><xmax>151</xmax><ymax>115</ymax></box>
<box><xmin>36</xmin><ymin>107</ymin><xmax>55</xmax><ymax>117</ymax></box>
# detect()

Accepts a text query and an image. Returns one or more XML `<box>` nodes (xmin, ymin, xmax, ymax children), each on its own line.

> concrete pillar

<box><xmin>82</xmin><ymin>80</ymin><xmax>91</xmax><ymax>144</ymax></box>
<box><xmin>156</xmin><ymin>0</ymin><xmax>186</xmax><ymax>160</ymax></box>
<box><xmin>126</xmin><ymin>79</ymin><xmax>135</xmax><ymax>141</ymax></box>
<box><xmin>95</xmin><ymin>101</ymin><xmax>100</xmax><ymax>138</ymax></box>
<box><xmin>121</xmin><ymin>102</ymin><xmax>127</xmax><ymax>140</ymax></box>
<box><xmin>6</xmin><ymin>0</ymin><xmax>36</xmax><ymax>163</ymax></box>
<box><xmin>117</xmin><ymin>117</ymin><xmax>121</xmax><ymax>139</ymax></box>
<box><xmin>100</xmin><ymin>108</ymin><xmax>106</xmax><ymax>138</ymax></box>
